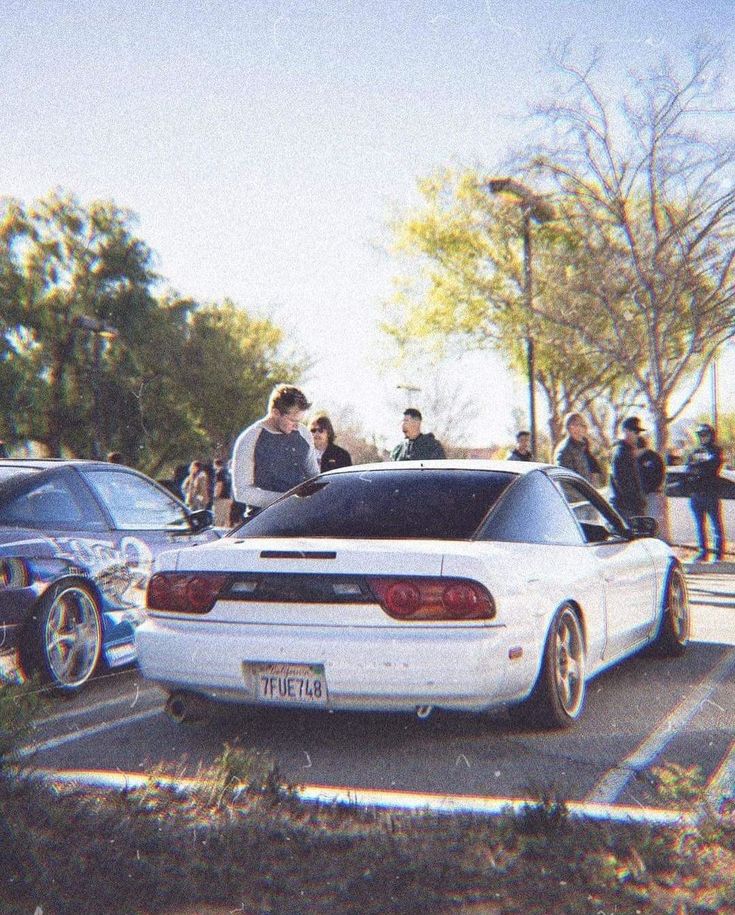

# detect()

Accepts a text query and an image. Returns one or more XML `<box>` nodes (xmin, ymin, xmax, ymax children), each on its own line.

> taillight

<box><xmin>147</xmin><ymin>572</ymin><xmax>229</xmax><ymax>614</ymax></box>
<box><xmin>0</xmin><ymin>558</ymin><xmax>30</xmax><ymax>589</ymax></box>
<box><xmin>368</xmin><ymin>577</ymin><xmax>494</xmax><ymax>621</ymax></box>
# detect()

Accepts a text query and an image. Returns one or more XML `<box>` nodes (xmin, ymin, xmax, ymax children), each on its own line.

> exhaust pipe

<box><xmin>165</xmin><ymin>690</ymin><xmax>209</xmax><ymax>724</ymax></box>
<box><xmin>415</xmin><ymin>705</ymin><xmax>434</xmax><ymax>720</ymax></box>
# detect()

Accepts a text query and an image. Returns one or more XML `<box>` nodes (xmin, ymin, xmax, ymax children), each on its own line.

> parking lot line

<box><xmin>34</xmin><ymin>685</ymin><xmax>163</xmax><ymax>726</ymax></box>
<box><xmin>584</xmin><ymin>647</ymin><xmax>735</xmax><ymax>805</ymax></box>
<box><xmin>704</xmin><ymin>738</ymin><xmax>735</xmax><ymax>814</ymax></box>
<box><xmin>15</xmin><ymin>707</ymin><xmax>162</xmax><ymax>759</ymax></box>
<box><xmin>34</xmin><ymin>770</ymin><xmax>695</xmax><ymax>826</ymax></box>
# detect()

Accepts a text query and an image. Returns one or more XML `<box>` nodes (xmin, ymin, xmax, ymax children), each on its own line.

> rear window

<box><xmin>237</xmin><ymin>468</ymin><xmax>516</xmax><ymax>540</ymax></box>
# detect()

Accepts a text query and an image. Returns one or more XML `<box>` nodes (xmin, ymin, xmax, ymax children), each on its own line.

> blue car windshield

<box><xmin>235</xmin><ymin>468</ymin><xmax>516</xmax><ymax>540</ymax></box>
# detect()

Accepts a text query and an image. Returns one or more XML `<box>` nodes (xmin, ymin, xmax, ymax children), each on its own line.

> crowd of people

<box><xmin>545</xmin><ymin>411</ymin><xmax>725</xmax><ymax>561</ymax></box>
<box><xmin>165</xmin><ymin>382</ymin><xmax>726</xmax><ymax>561</ymax></box>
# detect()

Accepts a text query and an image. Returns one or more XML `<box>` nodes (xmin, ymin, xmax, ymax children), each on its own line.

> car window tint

<box><xmin>83</xmin><ymin>469</ymin><xmax>190</xmax><ymax>531</ymax></box>
<box><xmin>555</xmin><ymin>478</ymin><xmax>626</xmax><ymax>544</ymax></box>
<box><xmin>237</xmin><ymin>469</ymin><xmax>515</xmax><ymax>540</ymax></box>
<box><xmin>0</xmin><ymin>478</ymin><xmax>105</xmax><ymax>531</ymax></box>
<box><xmin>478</xmin><ymin>470</ymin><xmax>582</xmax><ymax>545</ymax></box>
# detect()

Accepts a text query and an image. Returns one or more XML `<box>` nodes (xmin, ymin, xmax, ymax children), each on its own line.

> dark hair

<box><xmin>516</xmin><ymin>431</ymin><xmax>530</xmax><ymax>439</ymax></box>
<box><xmin>404</xmin><ymin>408</ymin><xmax>422</xmax><ymax>421</ymax></box>
<box><xmin>269</xmin><ymin>384</ymin><xmax>311</xmax><ymax>414</ymax></box>
<box><xmin>310</xmin><ymin>412</ymin><xmax>335</xmax><ymax>445</ymax></box>
<box><xmin>106</xmin><ymin>451</ymin><xmax>124</xmax><ymax>464</ymax></box>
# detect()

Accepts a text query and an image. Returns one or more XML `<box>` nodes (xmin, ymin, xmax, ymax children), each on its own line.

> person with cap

<box><xmin>686</xmin><ymin>423</ymin><xmax>725</xmax><ymax>562</ymax></box>
<box><xmin>609</xmin><ymin>417</ymin><xmax>646</xmax><ymax>521</ymax></box>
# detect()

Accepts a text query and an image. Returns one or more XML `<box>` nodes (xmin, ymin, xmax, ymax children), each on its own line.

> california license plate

<box><xmin>244</xmin><ymin>662</ymin><xmax>328</xmax><ymax>706</ymax></box>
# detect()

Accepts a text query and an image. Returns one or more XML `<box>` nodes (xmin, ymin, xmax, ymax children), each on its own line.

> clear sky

<box><xmin>2</xmin><ymin>1</ymin><xmax>733</xmax><ymax>449</ymax></box>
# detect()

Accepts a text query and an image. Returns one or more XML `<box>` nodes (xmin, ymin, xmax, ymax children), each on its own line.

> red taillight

<box><xmin>380</xmin><ymin>581</ymin><xmax>422</xmax><ymax>618</ymax></box>
<box><xmin>368</xmin><ymin>577</ymin><xmax>494</xmax><ymax>621</ymax></box>
<box><xmin>147</xmin><ymin>572</ymin><xmax>229</xmax><ymax>614</ymax></box>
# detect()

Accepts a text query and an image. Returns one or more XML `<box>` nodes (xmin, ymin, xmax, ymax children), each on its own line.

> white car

<box><xmin>135</xmin><ymin>461</ymin><xmax>689</xmax><ymax>729</ymax></box>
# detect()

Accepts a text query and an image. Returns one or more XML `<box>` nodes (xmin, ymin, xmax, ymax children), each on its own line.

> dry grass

<box><xmin>2</xmin><ymin>752</ymin><xmax>735</xmax><ymax>915</ymax></box>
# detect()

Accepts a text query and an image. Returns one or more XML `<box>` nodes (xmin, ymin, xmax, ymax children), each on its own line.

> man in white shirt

<box><xmin>231</xmin><ymin>384</ymin><xmax>320</xmax><ymax>522</ymax></box>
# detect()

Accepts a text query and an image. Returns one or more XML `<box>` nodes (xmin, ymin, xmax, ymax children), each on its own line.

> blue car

<box><xmin>0</xmin><ymin>459</ymin><xmax>220</xmax><ymax>692</ymax></box>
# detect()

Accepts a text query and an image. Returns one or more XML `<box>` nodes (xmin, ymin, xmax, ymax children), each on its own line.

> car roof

<box><xmin>324</xmin><ymin>459</ymin><xmax>553</xmax><ymax>475</ymax></box>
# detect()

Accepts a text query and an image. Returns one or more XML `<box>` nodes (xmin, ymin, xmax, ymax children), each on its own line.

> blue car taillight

<box><xmin>0</xmin><ymin>558</ymin><xmax>30</xmax><ymax>589</ymax></box>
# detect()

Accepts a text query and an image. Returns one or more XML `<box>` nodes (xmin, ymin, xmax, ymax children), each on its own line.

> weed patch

<box><xmin>1</xmin><ymin>772</ymin><xmax>735</xmax><ymax>915</ymax></box>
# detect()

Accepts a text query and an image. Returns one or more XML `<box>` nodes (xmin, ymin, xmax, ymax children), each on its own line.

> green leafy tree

<box><xmin>1</xmin><ymin>193</ymin><xmax>310</xmax><ymax>471</ymax></box>
<box><xmin>385</xmin><ymin>169</ymin><xmax>628</xmax><ymax>456</ymax></box>
<box><xmin>0</xmin><ymin>191</ymin><xmax>158</xmax><ymax>456</ymax></box>
<box><xmin>129</xmin><ymin>297</ymin><xmax>309</xmax><ymax>477</ymax></box>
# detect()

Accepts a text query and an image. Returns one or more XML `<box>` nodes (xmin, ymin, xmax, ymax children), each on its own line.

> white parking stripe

<box><xmin>16</xmin><ymin>707</ymin><xmax>162</xmax><ymax>759</ymax></box>
<box><xmin>31</xmin><ymin>769</ymin><xmax>694</xmax><ymax>826</ymax></box>
<box><xmin>705</xmin><ymin>738</ymin><xmax>735</xmax><ymax>814</ymax></box>
<box><xmin>34</xmin><ymin>687</ymin><xmax>163</xmax><ymax>726</ymax></box>
<box><xmin>585</xmin><ymin>647</ymin><xmax>735</xmax><ymax>805</ymax></box>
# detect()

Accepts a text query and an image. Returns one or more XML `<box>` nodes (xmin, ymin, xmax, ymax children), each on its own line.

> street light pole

<box><xmin>482</xmin><ymin>177</ymin><xmax>554</xmax><ymax>459</ymax></box>
<box><xmin>397</xmin><ymin>383</ymin><xmax>422</xmax><ymax>407</ymax></box>
<box><xmin>521</xmin><ymin>208</ymin><xmax>538</xmax><ymax>458</ymax></box>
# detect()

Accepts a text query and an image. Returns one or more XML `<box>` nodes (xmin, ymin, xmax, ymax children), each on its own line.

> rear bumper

<box><xmin>136</xmin><ymin>617</ymin><xmax>522</xmax><ymax>713</ymax></box>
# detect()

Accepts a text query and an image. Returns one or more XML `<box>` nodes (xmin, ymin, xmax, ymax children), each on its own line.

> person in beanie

<box><xmin>610</xmin><ymin>417</ymin><xmax>646</xmax><ymax>521</ymax></box>
<box><xmin>390</xmin><ymin>408</ymin><xmax>446</xmax><ymax>461</ymax></box>
<box><xmin>686</xmin><ymin>423</ymin><xmax>725</xmax><ymax>562</ymax></box>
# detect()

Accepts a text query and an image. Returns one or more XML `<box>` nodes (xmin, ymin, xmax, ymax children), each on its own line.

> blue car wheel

<box><xmin>22</xmin><ymin>580</ymin><xmax>103</xmax><ymax>692</ymax></box>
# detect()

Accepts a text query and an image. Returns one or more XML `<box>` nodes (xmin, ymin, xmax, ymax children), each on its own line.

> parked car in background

<box><xmin>665</xmin><ymin>465</ymin><xmax>735</xmax><ymax>550</ymax></box>
<box><xmin>0</xmin><ymin>459</ymin><xmax>221</xmax><ymax>692</ymax></box>
<box><xmin>137</xmin><ymin>460</ymin><xmax>689</xmax><ymax>730</ymax></box>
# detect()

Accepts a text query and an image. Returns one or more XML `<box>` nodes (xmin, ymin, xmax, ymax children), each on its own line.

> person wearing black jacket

<box><xmin>390</xmin><ymin>408</ymin><xmax>446</xmax><ymax>461</ymax></box>
<box><xmin>610</xmin><ymin>417</ymin><xmax>646</xmax><ymax>521</ymax></box>
<box><xmin>687</xmin><ymin>424</ymin><xmax>725</xmax><ymax>562</ymax></box>
<box><xmin>309</xmin><ymin>413</ymin><xmax>352</xmax><ymax>472</ymax></box>
<box><xmin>637</xmin><ymin>434</ymin><xmax>670</xmax><ymax>541</ymax></box>
<box><xmin>508</xmin><ymin>431</ymin><xmax>533</xmax><ymax>462</ymax></box>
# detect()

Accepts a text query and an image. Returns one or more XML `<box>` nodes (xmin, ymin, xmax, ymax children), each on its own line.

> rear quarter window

<box><xmin>478</xmin><ymin>470</ymin><xmax>583</xmax><ymax>545</ymax></box>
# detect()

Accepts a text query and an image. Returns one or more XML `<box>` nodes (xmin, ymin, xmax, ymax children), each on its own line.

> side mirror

<box><xmin>628</xmin><ymin>515</ymin><xmax>658</xmax><ymax>539</ymax></box>
<box><xmin>188</xmin><ymin>508</ymin><xmax>214</xmax><ymax>532</ymax></box>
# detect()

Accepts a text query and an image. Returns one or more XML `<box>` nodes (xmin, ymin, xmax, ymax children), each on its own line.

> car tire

<box><xmin>652</xmin><ymin>564</ymin><xmax>689</xmax><ymax>657</ymax></box>
<box><xmin>525</xmin><ymin>603</ymin><xmax>586</xmax><ymax>729</ymax></box>
<box><xmin>21</xmin><ymin>580</ymin><xmax>102</xmax><ymax>693</ymax></box>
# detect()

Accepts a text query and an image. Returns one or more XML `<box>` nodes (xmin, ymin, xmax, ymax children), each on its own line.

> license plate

<box><xmin>243</xmin><ymin>662</ymin><xmax>328</xmax><ymax>706</ymax></box>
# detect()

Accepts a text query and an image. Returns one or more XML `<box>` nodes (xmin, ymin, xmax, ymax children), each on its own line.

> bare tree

<box><xmin>525</xmin><ymin>44</ymin><xmax>735</xmax><ymax>451</ymax></box>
